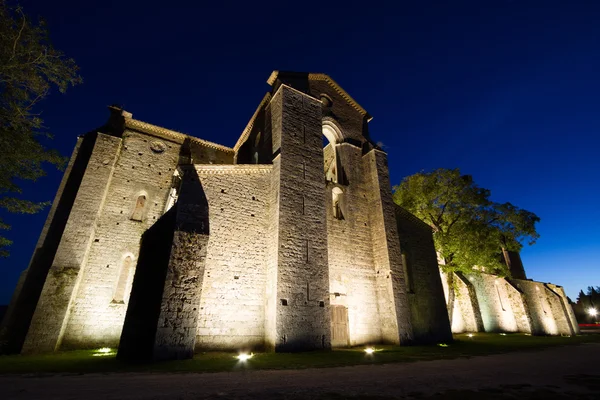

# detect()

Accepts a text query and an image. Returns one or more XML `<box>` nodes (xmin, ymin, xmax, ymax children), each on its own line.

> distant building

<box><xmin>0</xmin><ymin>72</ymin><xmax>577</xmax><ymax>360</ymax></box>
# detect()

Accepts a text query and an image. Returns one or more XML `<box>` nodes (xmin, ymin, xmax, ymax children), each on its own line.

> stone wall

<box><xmin>193</xmin><ymin>165</ymin><xmax>273</xmax><ymax>350</ymax></box>
<box><xmin>23</xmin><ymin>133</ymin><xmax>122</xmax><ymax>353</ymax></box>
<box><xmin>442</xmin><ymin>271</ymin><xmax>578</xmax><ymax>336</ymax></box>
<box><xmin>326</xmin><ymin>143</ymin><xmax>382</xmax><ymax>346</ymax></box>
<box><xmin>59</xmin><ymin>130</ymin><xmax>180</xmax><ymax>349</ymax></box>
<box><xmin>469</xmin><ymin>273</ymin><xmax>529</xmax><ymax>333</ymax></box>
<box><xmin>395</xmin><ymin>206</ymin><xmax>452</xmax><ymax>343</ymax></box>
<box><xmin>20</xmin><ymin>114</ymin><xmax>235</xmax><ymax>353</ymax></box>
<box><xmin>365</xmin><ymin>150</ymin><xmax>413</xmax><ymax>344</ymax></box>
<box><xmin>509</xmin><ymin>280</ymin><xmax>578</xmax><ymax>336</ymax></box>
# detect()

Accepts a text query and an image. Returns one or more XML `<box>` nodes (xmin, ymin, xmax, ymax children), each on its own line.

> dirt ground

<box><xmin>1</xmin><ymin>343</ymin><xmax>599</xmax><ymax>400</ymax></box>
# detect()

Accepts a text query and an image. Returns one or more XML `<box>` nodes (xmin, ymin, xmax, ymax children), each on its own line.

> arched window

<box><xmin>113</xmin><ymin>256</ymin><xmax>134</xmax><ymax>303</ymax></box>
<box><xmin>322</xmin><ymin>121</ymin><xmax>343</xmax><ymax>183</ymax></box>
<box><xmin>164</xmin><ymin>172</ymin><xmax>181</xmax><ymax>212</ymax></box>
<box><xmin>130</xmin><ymin>194</ymin><xmax>147</xmax><ymax>221</ymax></box>
<box><xmin>332</xmin><ymin>187</ymin><xmax>344</xmax><ymax>220</ymax></box>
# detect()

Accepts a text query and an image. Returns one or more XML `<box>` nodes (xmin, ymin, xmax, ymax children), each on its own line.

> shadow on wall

<box><xmin>116</xmin><ymin>205</ymin><xmax>176</xmax><ymax>362</ymax></box>
<box><xmin>118</xmin><ymin>147</ymin><xmax>210</xmax><ymax>362</ymax></box>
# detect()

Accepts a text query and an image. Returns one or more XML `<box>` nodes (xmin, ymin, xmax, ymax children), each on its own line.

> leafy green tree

<box><xmin>392</xmin><ymin>168</ymin><xmax>540</xmax><ymax>277</ymax></box>
<box><xmin>0</xmin><ymin>1</ymin><xmax>81</xmax><ymax>257</ymax></box>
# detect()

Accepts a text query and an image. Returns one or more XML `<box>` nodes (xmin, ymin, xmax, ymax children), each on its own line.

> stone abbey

<box><xmin>1</xmin><ymin>72</ymin><xmax>577</xmax><ymax>360</ymax></box>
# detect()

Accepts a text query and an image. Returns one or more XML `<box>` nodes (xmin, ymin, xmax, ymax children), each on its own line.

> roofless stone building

<box><xmin>1</xmin><ymin>72</ymin><xmax>577</xmax><ymax>360</ymax></box>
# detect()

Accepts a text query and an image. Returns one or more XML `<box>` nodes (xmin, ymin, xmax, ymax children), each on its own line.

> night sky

<box><xmin>1</xmin><ymin>0</ymin><xmax>598</xmax><ymax>303</ymax></box>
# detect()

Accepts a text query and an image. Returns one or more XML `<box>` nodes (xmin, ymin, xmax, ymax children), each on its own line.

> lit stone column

<box><xmin>265</xmin><ymin>85</ymin><xmax>331</xmax><ymax>351</ymax></box>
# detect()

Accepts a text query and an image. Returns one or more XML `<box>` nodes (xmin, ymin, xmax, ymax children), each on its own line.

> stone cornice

<box><xmin>233</xmin><ymin>93</ymin><xmax>272</xmax><ymax>153</ymax></box>
<box><xmin>267</xmin><ymin>71</ymin><xmax>373</xmax><ymax>122</ymax></box>
<box><xmin>193</xmin><ymin>164</ymin><xmax>273</xmax><ymax>175</ymax></box>
<box><xmin>125</xmin><ymin>118</ymin><xmax>234</xmax><ymax>153</ymax></box>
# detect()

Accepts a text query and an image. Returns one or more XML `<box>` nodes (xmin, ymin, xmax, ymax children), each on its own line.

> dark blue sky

<box><xmin>1</xmin><ymin>0</ymin><xmax>598</xmax><ymax>303</ymax></box>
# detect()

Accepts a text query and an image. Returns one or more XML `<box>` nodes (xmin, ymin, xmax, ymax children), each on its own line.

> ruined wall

<box><xmin>395</xmin><ymin>207</ymin><xmax>452</xmax><ymax>343</ymax></box>
<box><xmin>468</xmin><ymin>273</ymin><xmax>529</xmax><ymax>333</ymax></box>
<box><xmin>441</xmin><ymin>272</ymin><xmax>482</xmax><ymax>333</ymax></box>
<box><xmin>194</xmin><ymin>165</ymin><xmax>273</xmax><ymax>350</ymax></box>
<box><xmin>510</xmin><ymin>280</ymin><xmax>577</xmax><ymax>336</ymax></box>
<box><xmin>443</xmin><ymin>271</ymin><xmax>578</xmax><ymax>336</ymax></box>
<box><xmin>326</xmin><ymin>143</ymin><xmax>382</xmax><ymax>346</ymax></box>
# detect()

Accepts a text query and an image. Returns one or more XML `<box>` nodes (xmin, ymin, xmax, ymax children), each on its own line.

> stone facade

<box><xmin>1</xmin><ymin>71</ymin><xmax>573</xmax><ymax>360</ymax></box>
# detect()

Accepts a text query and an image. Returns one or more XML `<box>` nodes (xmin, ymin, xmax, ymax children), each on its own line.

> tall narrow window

<box><xmin>131</xmin><ymin>194</ymin><xmax>146</xmax><ymax>221</ymax></box>
<box><xmin>113</xmin><ymin>256</ymin><xmax>133</xmax><ymax>303</ymax></box>
<box><xmin>332</xmin><ymin>187</ymin><xmax>344</xmax><ymax>220</ymax></box>
<box><xmin>323</xmin><ymin>122</ymin><xmax>343</xmax><ymax>183</ymax></box>
<box><xmin>164</xmin><ymin>172</ymin><xmax>181</xmax><ymax>212</ymax></box>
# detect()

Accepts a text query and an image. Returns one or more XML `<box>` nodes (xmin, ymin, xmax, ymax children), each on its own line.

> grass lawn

<box><xmin>0</xmin><ymin>333</ymin><xmax>599</xmax><ymax>375</ymax></box>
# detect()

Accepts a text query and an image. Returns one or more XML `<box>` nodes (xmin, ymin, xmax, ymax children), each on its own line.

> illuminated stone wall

<box><xmin>17</xmin><ymin>116</ymin><xmax>234</xmax><ymax>353</ymax></box>
<box><xmin>326</xmin><ymin>143</ymin><xmax>383</xmax><ymax>346</ymax></box>
<box><xmin>442</xmin><ymin>271</ymin><xmax>578</xmax><ymax>336</ymax></box>
<box><xmin>193</xmin><ymin>165</ymin><xmax>273</xmax><ymax>350</ymax></box>
<box><xmin>22</xmin><ymin>133</ymin><xmax>123</xmax><ymax>353</ymax></box>
<box><xmin>9</xmin><ymin>72</ymin><xmax>460</xmax><ymax>358</ymax></box>
<box><xmin>60</xmin><ymin>130</ymin><xmax>181</xmax><ymax>349</ymax></box>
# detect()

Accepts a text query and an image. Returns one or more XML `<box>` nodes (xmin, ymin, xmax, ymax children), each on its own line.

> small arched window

<box><xmin>113</xmin><ymin>256</ymin><xmax>134</xmax><ymax>303</ymax></box>
<box><xmin>164</xmin><ymin>172</ymin><xmax>181</xmax><ymax>212</ymax></box>
<box><xmin>130</xmin><ymin>194</ymin><xmax>147</xmax><ymax>221</ymax></box>
<box><xmin>332</xmin><ymin>187</ymin><xmax>344</xmax><ymax>220</ymax></box>
<box><xmin>323</xmin><ymin>121</ymin><xmax>343</xmax><ymax>184</ymax></box>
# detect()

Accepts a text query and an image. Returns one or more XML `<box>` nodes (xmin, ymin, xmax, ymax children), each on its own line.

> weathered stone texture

<box><xmin>326</xmin><ymin>143</ymin><xmax>382</xmax><ymax>346</ymax></box>
<box><xmin>395</xmin><ymin>206</ymin><xmax>452</xmax><ymax>343</ymax></box>
<box><xmin>270</xmin><ymin>86</ymin><xmax>331</xmax><ymax>351</ymax></box>
<box><xmin>365</xmin><ymin>150</ymin><xmax>413</xmax><ymax>344</ymax></box>
<box><xmin>443</xmin><ymin>272</ymin><xmax>578</xmax><ymax>336</ymax></box>
<box><xmin>10</xmin><ymin>71</ymin><xmax>574</xmax><ymax>359</ymax></box>
<box><xmin>193</xmin><ymin>165</ymin><xmax>273</xmax><ymax>350</ymax></box>
<box><xmin>59</xmin><ymin>130</ymin><xmax>182</xmax><ymax>349</ymax></box>
<box><xmin>22</xmin><ymin>133</ymin><xmax>122</xmax><ymax>353</ymax></box>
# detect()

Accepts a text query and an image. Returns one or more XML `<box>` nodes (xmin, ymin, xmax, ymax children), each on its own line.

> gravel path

<box><xmin>1</xmin><ymin>344</ymin><xmax>599</xmax><ymax>399</ymax></box>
